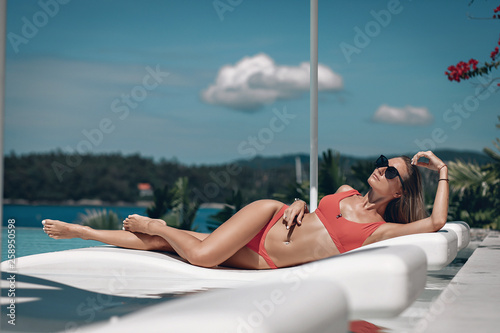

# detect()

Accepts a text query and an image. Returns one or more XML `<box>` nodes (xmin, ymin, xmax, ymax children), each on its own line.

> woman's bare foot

<box><xmin>122</xmin><ymin>214</ymin><xmax>166</xmax><ymax>235</ymax></box>
<box><xmin>42</xmin><ymin>219</ymin><xmax>91</xmax><ymax>240</ymax></box>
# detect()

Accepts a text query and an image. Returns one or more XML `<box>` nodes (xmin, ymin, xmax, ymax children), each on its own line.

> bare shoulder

<box><xmin>335</xmin><ymin>185</ymin><xmax>354</xmax><ymax>193</ymax></box>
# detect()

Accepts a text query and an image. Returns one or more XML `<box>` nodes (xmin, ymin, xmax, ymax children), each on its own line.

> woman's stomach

<box><xmin>264</xmin><ymin>212</ymin><xmax>340</xmax><ymax>268</ymax></box>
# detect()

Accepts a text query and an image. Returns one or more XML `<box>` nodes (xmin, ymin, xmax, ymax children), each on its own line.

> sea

<box><xmin>1</xmin><ymin>204</ymin><xmax>221</xmax><ymax>262</ymax></box>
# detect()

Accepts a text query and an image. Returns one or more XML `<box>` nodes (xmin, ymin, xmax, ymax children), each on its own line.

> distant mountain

<box><xmin>416</xmin><ymin>149</ymin><xmax>493</xmax><ymax>165</ymax></box>
<box><xmin>234</xmin><ymin>154</ymin><xmax>310</xmax><ymax>169</ymax></box>
<box><xmin>233</xmin><ymin>149</ymin><xmax>493</xmax><ymax>169</ymax></box>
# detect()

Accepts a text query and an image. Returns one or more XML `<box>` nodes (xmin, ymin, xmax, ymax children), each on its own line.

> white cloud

<box><xmin>201</xmin><ymin>53</ymin><xmax>343</xmax><ymax>111</ymax></box>
<box><xmin>372</xmin><ymin>104</ymin><xmax>433</xmax><ymax>126</ymax></box>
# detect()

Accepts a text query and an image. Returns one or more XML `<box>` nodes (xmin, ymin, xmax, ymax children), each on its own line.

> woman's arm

<box><xmin>413</xmin><ymin>150</ymin><xmax>449</xmax><ymax>230</ymax></box>
<box><xmin>378</xmin><ymin>151</ymin><xmax>449</xmax><ymax>240</ymax></box>
<box><xmin>282</xmin><ymin>184</ymin><xmax>354</xmax><ymax>229</ymax></box>
<box><xmin>429</xmin><ymin>164</ymin><xmax>449</xmax><ymax>229</ymax></box>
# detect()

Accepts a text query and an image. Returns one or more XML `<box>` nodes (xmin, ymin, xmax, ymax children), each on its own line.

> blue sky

<box><xmin>3</xmin><ymin>0</ymin><xmax>500</xmax><ymax>164</ymax></box>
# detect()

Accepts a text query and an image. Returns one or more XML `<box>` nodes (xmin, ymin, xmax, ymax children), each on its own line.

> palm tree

<box><xmin>273</xmin><ymin>180</ymin><xmax>310</xmax><ymax>204</ymax></box>
<box><xmin>207</xmin><ymin>189</ymin><xmax>244</xmax><ymax>232</ymax></box>
<box><xmin>146</xmin><ymin>184</ymin><xmax>173</xmax><ymax>219</ymax></box>
<box><xmin>170</xmin><ymin>177</ymin><xmax>200</xmax><ymax>230</ymax></box>
<box><xmin>146</xmin><ymin>178</ymin><xmax>200</xmax><ymax>230</ymax></box>
<box><xmin>77</xmin><ymin>208</ymin><xmax>121</xmax><ymax>230</ymax></box>
<box><xmin>448</xmin><ymin>116</ymin><xmax>500</xmax><ymax>229</ymax></box>
<box><xmin>484</xmin><ymin>116</ymin><xmax>500</xmax><ymax>162</ymax></box>
<box><xmin>350</xmin><ymin>159</ymin><xmax>374</xmax><ymax>193</ymax></box>
<box><xmin>319</xmin><ymin>149</ymin><xmax>346</xmax><ymax>198</ymax></box>
<box><xmin>448</xmin><ymin>160</ymin><xmax>490</xmax><ymax>196</ymax></box>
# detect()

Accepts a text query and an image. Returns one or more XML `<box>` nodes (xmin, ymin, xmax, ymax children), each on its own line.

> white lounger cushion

<box><xmin>78</xmin><ymin>279</ymin><xmax>349</xmax><ymax>333</ymax></box>
<box><xmin>348</xmin><ymin>226</ymin><xmax>460</xmax><ymax>271</ymax></box>
<box><xmin>1</xmin><ymin>244</ymin><xmax>427</xmax><ymax>318</ymax></box>
<box><xmin>440</xmin><ymin>221</ymin><xmax>470</xmax><ymax>251</ymax></box>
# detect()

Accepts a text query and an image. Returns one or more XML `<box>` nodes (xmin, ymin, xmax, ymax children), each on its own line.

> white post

<box><xmin>0</xmin><ymin>0</ymin><xmax>6</xmax><ymax>229</ymax></box>
<box><xmin>309</xmin><ymin>0</ymin><xmax>318</xmax><ymax>211</ymax></box>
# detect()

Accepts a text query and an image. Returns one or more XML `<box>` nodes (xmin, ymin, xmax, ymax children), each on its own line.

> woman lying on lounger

<box><xmin>43</xmin><ymin>150</ymin><xmax>449</xmax><ymax>270</ymax></box>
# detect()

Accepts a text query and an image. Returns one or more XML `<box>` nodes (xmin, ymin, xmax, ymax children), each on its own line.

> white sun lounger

<box><xmin>440</xmin><ymin>221</ymin><xmax>470</xmax><ymax>251</ymax></box>
<box><xmin>77</xmin><ymin>279</ymin><xmax>349</xmax><ymax>333</ymax></box>
<box><xmin>1</xmin><ymin>244</ymin><xmax>427</xmax><ymax>318</ymax></box>
<box><xmin>348</xmin><ymin>221</ymin><xmax>470</xmax><ymax>271</ymax></box>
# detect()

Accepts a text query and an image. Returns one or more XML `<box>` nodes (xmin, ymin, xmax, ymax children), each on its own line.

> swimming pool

<box><xmin>1</xmin><ymin>204</ymin><xmax>220</xmax><ymax>261</ymax></box>
<box><xmin>1</xmin><ymin>227</ymin><xmax>106</xmax><ymax>262</ymax></box>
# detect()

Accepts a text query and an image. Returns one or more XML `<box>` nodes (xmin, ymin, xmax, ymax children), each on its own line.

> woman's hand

<box><xmin>282</xmin><ymin>199</ymin><xmax>308</xmax><ymax>230</ymax></box>
<box><xmin>411</xmin><ymin>151</ymin><xmax>447</xmax><ymax>171</ymax></box>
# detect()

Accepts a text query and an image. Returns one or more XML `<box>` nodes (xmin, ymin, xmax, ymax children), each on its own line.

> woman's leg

<box><xmin>123</xmin><ymin>199</ymin><xmax>284</xmax><ymax>268</ymax></box>
<box><xmin>42</xmin><ymin>219</ymin><xmax>209</xmax><ymax>251</ymax></box>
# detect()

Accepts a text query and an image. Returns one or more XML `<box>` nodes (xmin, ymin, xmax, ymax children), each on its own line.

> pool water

<box><xmin>2</xmin><ymin>227</ymin><xmax>106</xmax><ymax>262</ymax></box>
<box><xmin>1</xmin><ymin>205</ymin><xmax>220</xmax><ymax>261</ymax></box>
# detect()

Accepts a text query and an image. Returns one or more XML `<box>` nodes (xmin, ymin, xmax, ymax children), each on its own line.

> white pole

<box><xmin>0</xmin><ymin>0</ymin><xmax>6</xmax><ymax>232</ymax></box>
<box><xmin>309</xmin><ymin>0</ymin><xmax>318</xmax><ymax>211</ymax></box>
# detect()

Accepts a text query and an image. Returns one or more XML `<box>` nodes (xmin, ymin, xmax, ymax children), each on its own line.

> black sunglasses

<box><xmin>375</xmin><ymin>155</ymin><xmax>405</xmax><ymax>192</ymax></box>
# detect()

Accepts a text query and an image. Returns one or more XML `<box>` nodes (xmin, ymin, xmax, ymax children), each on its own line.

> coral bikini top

<box><xmin>315</xmin><ymin>189</ymin><xmax>386</xmax><ymax>253</ymax></box>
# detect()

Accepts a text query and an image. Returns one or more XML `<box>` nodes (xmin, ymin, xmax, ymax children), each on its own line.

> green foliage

<box><xmin>350</xmin><ymin>160</ymin><xmax>374</xmax><ymax>193</ymax></box>
<box><xmin>161</xmin><ymin>211</ymin><xmax>183</xmax><ymax>229</ymax></box>
<box><xmin>170</xmin><ymin>177</ymin><xmax>200</xmax><ymax>230</ymax></box>
<box><xmin>146</xmin><ymin>184</ymin><xmax>173</xmax><ymax>218</ymax></box>
<box><xmin>483</xmin><ymin>116</ymin><xmax>500</xmax><ymax>162</ymax></box>
<box><xmin>448</xmin><ymin>161</ymin><xmax>500</xmax><ymax>229</ymax></box>
<box><xmin>77</xmin><ymin>208</ymin><xmax>121</xmax><ymax>230</ymax></box>
<box><xmin>3</xmin><ymin>151</ymin><xmax>304</xmax><ymax>205</ymax></box>
<box><xmin>145</xmin><ymin>177</ymin><xmax>201</xmax><ymax>230</ymax></box>
<box><xmin>448</xmin><ymin>160</ymin><xmax>489</xmax><ymax>196</ymax></box>
<box><xmin>447</xmin><ymin>117</ymin><xmax>500</xmax><ymax>229</ymax></box>
<box><xmin>273</xmin><ymin>181</ymin><xmax>310</xmax><ymax>204</ymax></box>
<box><xmin>319</xmin><ymin>149</ymin><xmax>346</xmax><ymax>198</ymax></box>
<box><xmin>207</xmin><ymin>189</ymin><xmax>244</xmax><ymax>231</ymax></box>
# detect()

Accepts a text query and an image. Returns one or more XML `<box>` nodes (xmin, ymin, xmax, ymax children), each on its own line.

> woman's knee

<box><xmin>187</xmin><ymin>246</ymin><xmax>220</xmax><ymax>268</ymax></box>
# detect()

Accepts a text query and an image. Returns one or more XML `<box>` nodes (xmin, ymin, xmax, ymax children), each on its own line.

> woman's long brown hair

<box><xmin>384</xmin><ymin>156</ymin><xmax>428</xmax><ymax>224</ymax></box>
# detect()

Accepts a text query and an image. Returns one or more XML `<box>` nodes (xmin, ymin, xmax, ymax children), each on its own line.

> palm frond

<box><xmin>319</xmin><ymin>149</ymin><xmax>346</xmax><ymax>196</ymax></box>
<box><xmin>273</xmin><ymin>180</ymin><xmax>310</xmax><ymax>203</ymax></box>
<box><xmin>77</xmin><ymin>208</ymin><xmax>121</xmax><ymax>230</ymax></box>
<box><xmin>448</xmin><ymin>160</ymin><xmax>489</xmax><ymax>197</ymax></box>
<box><xmin>170</xmin><ymin>177</ymin><xmax>200</xmax><ymax>230</ymax></box>
<box><xmin>483</xmin><ymin>116</ymin><xmax>500</xmax><ymax>162</ymax></box>
<box><xmin>484</xmin><ymin>139</ymin><xmax>500</xmax><ymax>162</ymax></box>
